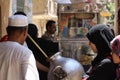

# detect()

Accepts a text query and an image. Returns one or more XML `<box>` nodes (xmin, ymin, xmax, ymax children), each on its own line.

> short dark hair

<box><xmin>6</xmin><ymin>26</ymin><xmax>28</xmax><ymax>35</ymax></box>
<box><xmin>46</xmin><ymin>20</ymin><xmax>55</xmax><ymax>30</ymax></box>
<box><xmin>14</xmin><ymin>11</ymin><xmax>27</xmax><ymax>16</ymax></box>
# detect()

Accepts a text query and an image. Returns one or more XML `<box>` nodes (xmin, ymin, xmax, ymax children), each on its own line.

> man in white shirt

<box><xmin>0</xmin><ymin>14</ymin><xmax>39</xmax><ymax>80</ymax></box>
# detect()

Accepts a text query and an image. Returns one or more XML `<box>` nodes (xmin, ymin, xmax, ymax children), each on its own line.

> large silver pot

<box><xmin>48</xmin><ymin>52</ymin><xmax>84</xmax><ymax>80</ymax></box>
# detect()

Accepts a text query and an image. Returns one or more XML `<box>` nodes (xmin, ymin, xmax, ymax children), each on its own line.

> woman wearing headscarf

<box><xmin>83</xmin><ymin>24</ymin><xmax>117</xmax><ymax>80</ymax></box>
<box><xmin>26</xmin><ymin>23</ymin><xmax>49</xmax><ymax>80</ymax></box>
<box><xmin>26</xmin><ymin>23</ymin><xmax>59</xmax><ymax>80</ymax></box>
<box><xmin>111</xmin><ymin>35</ymin><xmax>120</xmax><ymax>80</ymax></box>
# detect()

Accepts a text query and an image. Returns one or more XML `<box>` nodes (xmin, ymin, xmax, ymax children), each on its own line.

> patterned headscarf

<box><xmin>111</xmin><ymin>35</ymin><xmax>120</xmax><ymax>56</ymax></box>
<box><xmin>111</xmin><ymin>35</ymin><xmax>120</xmax><ymax>80</ymax></box>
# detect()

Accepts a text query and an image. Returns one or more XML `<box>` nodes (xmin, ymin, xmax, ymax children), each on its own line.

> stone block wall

<box><xmin>0</xmin><ymin>0</ymin><xmax>10</xmax><ymax>38</ymax></box>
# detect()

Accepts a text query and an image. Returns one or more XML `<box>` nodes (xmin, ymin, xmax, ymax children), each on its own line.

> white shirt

<box><xmin>0</xmin><ymin>41</ymin><xmax>39</xmax><ymax>80</ymax></box>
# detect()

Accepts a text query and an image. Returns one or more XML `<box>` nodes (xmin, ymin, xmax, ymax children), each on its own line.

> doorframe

<box><xmin>0</xmin><ymin>6</ymin><xmax>1</xmax><ymax>38</ymax></box>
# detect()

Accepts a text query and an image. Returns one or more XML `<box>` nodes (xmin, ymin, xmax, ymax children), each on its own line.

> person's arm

<box><xmin>22</xmin><ymin>51</ymin><xmax>39</xmax><ymax>80</ymax></box>
<box><xmin>36</xmin><ymin>61</ymin><xmax>48</xmax><ymax>72</ymax></box>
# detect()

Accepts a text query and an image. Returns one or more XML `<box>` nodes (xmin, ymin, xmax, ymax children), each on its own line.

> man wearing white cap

<box><xmin>0</xmin><ymin>15</ymin><xmax>39</xmax><ymax>80</ymax></box>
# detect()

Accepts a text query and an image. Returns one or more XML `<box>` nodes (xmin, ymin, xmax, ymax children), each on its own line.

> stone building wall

<box><xmin>0</xmin><ymin>0</ymin><xmax>32</xmax><ymax>38</ymax></box>
<box><xmin>32</xmin><ymin>0</ymin><xmax>58</xmax><ymax>37</ymax></box>
<box><xmin>0</xmin><ymin>0</ymin><xmax>11</xmax><ymax>38</ymax></box>
<box><xmin>33</xmin><ymin>0</ymin><xmax>47</xmax><ymax>15</ymax></box>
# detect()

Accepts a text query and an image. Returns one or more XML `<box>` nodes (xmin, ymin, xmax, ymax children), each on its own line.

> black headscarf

<box><xmin>26</xmin><ymin>23</ymin><xmax>59</xmax><ymax>61</ymax></box>
<box><xmin>26</xmin><ymin>23</ymin><xmax>59</xmax><ymax>57</ymax></box>
<box><xmin>28</xmin><ymin>23</ymin><xmax>38</xmax><ymax>39</ymax></box>
<box><xmin>86</xmin><ymin>24</ymin><xmax>114</xmax><ymax>66</ymax></box>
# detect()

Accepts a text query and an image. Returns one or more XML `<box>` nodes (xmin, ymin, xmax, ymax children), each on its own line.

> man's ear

<box><xmin>23</xmin><ymin>29</ymin><xmax>28</xmax><ymax>36</ymax></box>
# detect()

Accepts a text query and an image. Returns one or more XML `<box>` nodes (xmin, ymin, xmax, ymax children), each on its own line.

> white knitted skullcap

<box><xmin>8</xmin><ymin>15</ymin><xmax>28</xmax><ymax>27</ymax></box>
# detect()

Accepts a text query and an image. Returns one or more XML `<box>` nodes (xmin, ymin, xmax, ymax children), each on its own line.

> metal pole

<box><xmin>57</xmin><ymin>4</ymin><xmax>62</xmax><ymax>51</ymax></box>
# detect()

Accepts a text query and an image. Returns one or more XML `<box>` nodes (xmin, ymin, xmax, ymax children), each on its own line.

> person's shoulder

<box><xmin>37</xmin><ymin>37</ymin><xmax>51</xmax><ymax>42</ymax></box>
<box><xmin>37</xmin><ymin>38</ymin><xmax>58</xmax><ymax>45</ymax></box>
<box><xmin>100</xmin><ymin>58</ymin><xmax>113</xmax><ymax>65</ymax></box>
<box><xmin>101</xmin><ymin>58</ymin><xmax>111</xmax><ymax>63</ymax></box>
<box><xmin>14</xmin><ymin>42</ymin><xmax>33</xmax><ymax>55</ymax></box>
<box><xmin>18</xmin><ymin>45</ymin><xmax>34</xmax><ymax>60</ymax></box>
<box><xmin>100</xmin><ymin>58</ymin><xmax>115</xmax><ymax>67</ymax></box>
<box><xmin>22</xmin><ymin>45</ymin><xmax>32</xmax><ymax>52</ymax></box>
<box><xmin>0</xmin><ymin>41</ymin><xmax>34</xmax><ymax>59</ymax></box>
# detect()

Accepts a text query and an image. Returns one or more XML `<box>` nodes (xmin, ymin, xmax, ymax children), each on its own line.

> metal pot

<box><xmin>48</xmin><ymin>52</ymin><xmax>84</xmax><ymax>80</ymax></box>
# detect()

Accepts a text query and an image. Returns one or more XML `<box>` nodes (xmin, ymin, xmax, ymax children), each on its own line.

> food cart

<box><xmin>57</xmin><ymin>2</ymin><xmax>100</xmax><ymax>70</ymax></box>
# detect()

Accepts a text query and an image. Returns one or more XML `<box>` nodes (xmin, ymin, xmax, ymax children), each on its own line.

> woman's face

<box><xmin>89</xmin><ymin>41</ymin><xmax>98</xmax><ymax>53</ymax></box>
<box><xmin>112</xmin><ymin>52</ymin><xmax>120</xmax><ymax>64</ymax></box>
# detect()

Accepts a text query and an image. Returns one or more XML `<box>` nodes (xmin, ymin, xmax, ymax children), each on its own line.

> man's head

<box><xmin>46</xmin><ymin>20</ymin><xmax>56</xmax><ymax>34</ymax></box>
<box><xmin>7</xmin><ymin>15</ymin><xmax>28</xmax><ymax>44</ymax></box>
